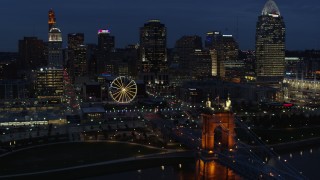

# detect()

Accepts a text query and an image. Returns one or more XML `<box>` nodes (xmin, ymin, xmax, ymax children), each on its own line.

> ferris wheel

<box><xmin>109</xmin><ymin>76</ymin><xmax>137</xmax><ymax>103</ymax></box>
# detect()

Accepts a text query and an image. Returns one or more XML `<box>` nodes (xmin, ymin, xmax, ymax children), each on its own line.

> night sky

<box><xmin>0</xmin><ymin>0</ymin><xmax>319</xmax><ymax>51</ymax></box>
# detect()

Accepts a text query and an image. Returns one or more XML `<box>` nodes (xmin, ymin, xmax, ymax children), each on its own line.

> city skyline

<box><xmin>0</xmin><ymin>0</ymin><xmax>320</xmax><ymax>51</ymax></box>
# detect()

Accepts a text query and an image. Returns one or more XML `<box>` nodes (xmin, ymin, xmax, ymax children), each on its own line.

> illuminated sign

<box><xmin>98</xmin><ymin>29</ymin><xmax>110</xmax><ymax>34</ymax></box>
<box><xmin>269</xmin><ymin>14</ymin><xmax>279</xmax><ymax>18</ymax></box>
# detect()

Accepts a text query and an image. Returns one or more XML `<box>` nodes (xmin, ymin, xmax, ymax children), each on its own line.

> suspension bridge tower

<box><xmin>201</xmin><ymin>97</ymin><xmax>235</xmax><ymax>155</ymax></box>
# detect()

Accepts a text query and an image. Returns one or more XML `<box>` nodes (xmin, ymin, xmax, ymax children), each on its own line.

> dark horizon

<box><xmin>0</xmin><ymin>0</ymin><xmax>320</xmax><ymax>51</ymax></box>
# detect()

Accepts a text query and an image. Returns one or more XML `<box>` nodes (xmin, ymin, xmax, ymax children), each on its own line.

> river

<box><xmin>83</xmin><ymin>147</ymin><xmax>320</xmax><ymax>180</ymax></box>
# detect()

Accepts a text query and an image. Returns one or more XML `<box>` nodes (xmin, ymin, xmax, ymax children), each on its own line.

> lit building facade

<box><xmin>67</xmin><ymin>33</ymin><xmax>85</xmax><ymax>81</ymax></box>
<box><xmin>48</xmin><ymin>27</ymin><xmax>63</xmax><ymax>67</ymax></box>
<box><xmin>256</xmin><ymin>0</ymin><xmax>286</xmax><ymax>83</ymax></box>
<box><xmin>191</xmin><ymin>49</ymin><xmax>211</xmax><ymax>79</ymax></box>
<box><xmin>206</xmin><ymin>32</ymin><xmax>239</xmax><ymax>80</ymax></box>
<box><xmin>73</xmin><ymin>45</ymin><xmax>87</xmax><ymax>78</ymax></box>
<box><xmin>35</xmin><ymin>67</ymin><xmax>64</xmax><ymax>101</ymax></box>
<box><xmin>282</xmin><ymin>78</ymin><xmax>320</xmax><ymax>106</ymax></box>
<box><xmin>139</xmin><ymin>20</ymin><xmax>168</xmax><ymax>85</ymax></box>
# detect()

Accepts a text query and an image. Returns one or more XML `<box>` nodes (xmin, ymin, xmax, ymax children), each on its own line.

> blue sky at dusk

<box><xmin>0</xmin><ymin>0</ymin><xmax>319</xmax><ymax>51</ymax></box>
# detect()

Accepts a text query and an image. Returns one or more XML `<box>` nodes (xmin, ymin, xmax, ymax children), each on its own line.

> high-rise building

<box><xmin>18</xmin><ymin>37</ymin><xmax>46</xmax><ymax>70</ymax></box>
<box><xmin>48</xmin><ymin>9</ymin><xmax>56</xmax><ymax>31</ymax></box>
<box><xmin>222</xmin><ymin>35</ymin><xmax>239</xmax><ymax>62</ymax></box>
<box><xmin>73</xmin><ymin>45</ymin><xmax>87</xmax><ymax>78</ymax></box>
<box><xmin>96</xmin><ymin>29</ymin><xmax>115</xmax><ymax>74</ymax></box>
<box><xmin>97</xmin><ymin>29</ymin><xmax>115</xmax><ymax>52</ymax></box>
<box><xmin>139</xmin><ymin>20</ymin><xmax>168</xmax><ymax>85</ymax></box>
<box><xmin>35</xmin><ymin>67</ymin><xmax>64</xmax><ymax>101</ymax></box>
<box><xmin>174</xmin><ymin>35</ymin><xmax>202</xmax><ymax>69</ymax></box>
<box><xmin>48</xmin><ymin>27</ymin><xmax>63</xmax><ymax>67</ymax></box>
<box><xmin>68</xmin><ymin>33</ymin><xmax>84</xmax><ymax>50</ymax></box>
<box><xmin>191</xmin><ymin>49</ymin><xmax>212</xmax><ymax>79</ymax></box>
<box><xmin>255</xmin><ymin>0</ymin><xmax>285</xmax><ymax>83</ymax></box>
<box><xmin>205</xmin><ymin>31</ymin><xmax>225</xmax><ymax>78</ymax></box>
<box><xmin>205</xmin><ymin>31</ymin><xmax>223</xmax><ymax>50</ymax></box>
<box><xmin>67</xmin><ymin>33</ymin><xmax>85</xmax><ymax>81</ymax></box>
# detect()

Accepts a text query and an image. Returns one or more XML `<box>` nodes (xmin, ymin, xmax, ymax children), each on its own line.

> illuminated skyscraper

<box><xmin>256</xmin><ymin>0</ymin><xmax>285</xmax><ymax>83</ymax></box>
<box><xmin>48</xmin><ymin>9</ymin><xmax>56</xmax><ymax>31</ymax></box>
<box><xmin>48</xmin><ymin>27</ymin><xmax>63</xmax><ymax>67</ymax></box>
<box><xmin>67</xmin><ymin>33</ymin><xmax>87</xmax><ymax>82</ymax></box>
<box><xmin>205</xmin><ymin>31</ymin><xmax>225</xmax><ymax>78</ymax></box>
<box><xmin>139</xmin><ymin>20</ymin><xmax>168</xmax><ymax>85</ymax></box>
<box><xmin>97</xmin><ymin>29</ymin><xmax>115</xmax><ymax>52</ymax></box>
<box><xmin>191</xmin><ymin>49</ymin><xmax>211</xmax><ymax>79</ymax></box>
<box><xmin>97</xmin><ymin>29</ymin><xmax>115</xmax><ymax>74</ymax></box>
<box><xmin>73</xmin><ymin>45</ymin><xmax>87</xmax><ymax>78</ymax></box>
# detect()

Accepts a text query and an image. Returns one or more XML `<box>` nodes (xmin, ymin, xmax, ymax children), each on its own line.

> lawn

<box><xmin>0</xmin><ymin>142</ymin><xmax>165</xmax><ymax>175</ymax></box>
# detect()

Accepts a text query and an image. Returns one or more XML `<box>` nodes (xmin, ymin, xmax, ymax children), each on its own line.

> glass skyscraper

<box><xmin>139</xmin><ymin>20</ymin><xmax>168</xmax><ymax>85</ymax></box>
<box><xmin>255</xmin><ymin>0</ymin><xmax>285</xmax><ymax>83</ymax></box>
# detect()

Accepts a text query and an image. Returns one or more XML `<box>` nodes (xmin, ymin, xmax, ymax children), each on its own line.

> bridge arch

<box><xmin>201</xmin><ymin>112</ymin><xmax>235</xmax><ymax>154</ymax></box>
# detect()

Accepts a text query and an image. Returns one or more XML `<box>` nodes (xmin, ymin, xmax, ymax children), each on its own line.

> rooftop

<box><xmin>261</xmin><ymin>0</ymin><xmax>281</xmax><ymax>16</ymax></box>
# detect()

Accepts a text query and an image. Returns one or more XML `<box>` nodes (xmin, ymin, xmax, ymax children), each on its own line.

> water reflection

<box><xmin>195</xmin><ymin>159</ymin><xmax>241</xmax><ymax>180</ymax></box>
<box><xmin>84</xmin><ymin>148</ymin><xmax>320</xmax><ymax>179</ymax></box>
<box><xmin>269</xmin><ymin>147</ymin><xmax>320</xmax><ymax>180</ymax></box>
<box><xmin>85</xmin><ymin>158</ymin><xmax>242</xmax><ymax>180</ymax></box>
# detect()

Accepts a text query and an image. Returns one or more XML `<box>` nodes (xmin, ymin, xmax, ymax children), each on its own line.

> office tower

<box><xmin>206</xmin><ymin>32</ymin><xmax>239</xmax><ymax>79</ymax></box>
<box><xmin>191</xmin><ymin>49</ymin><xmax>212</xmax><ymax>79</ymax></box>
<box><xmin>205</xmin><ymin>31</ymin><xmax>225</xmax><ymax>78</ymax></box>
<box><xmin>48</xmin><ymin>9</ymin><xmax>56</xmax><ymax>31</ymax></box>
<box><xmin>96</xmin><ymin>29</ymin><xmax>115</xmax><ymax>74</ymax></box>
<box><xmin>73</xmin><ymin>45</ymin><xmax>87</xmax><ymax>78</ymax></box>
<box><xmin>140</xmin><ymin>20</ymin><xmax>168</xmax><ymax>84</ymax></box>
<box><xmin>125</xmin><ymin>44</ymin><xmax>139</xmax><ymax>78</ymax></box>
<box><xmin>98</xmin><ymin>29</ymin><xmax>115</xmax><ymax>52</ymax></box>
<box><xmin>174</xmin><ymin>35</ymin><xmax>202</xmax><ymax>69</ymax></box>
<box><xmin>87</xmin><ymin>44</ymin><xmax>98</xmax><ymax>77</ymax></box>
<box><xmin>222</xmin><ymin>35</ymin><xmax>239</xmax><ymax>62</ymax></box>
<box><xmin>35</xmin><ymin>67</ymin><xmax>64</xmax><ymax>102</ymax></box>
<box><xmin>205</xmin><ymin>31</ymin><xmax>223</xmax><ymax>50</ymax></box>
<box><xmin>210</xmin><ymin>49</ymin><xmax>219</xmax><ymax>77</ymax></box>
<box><xmin>18</xmin><ymin>37</ymin><xmax>46</xmax><ymax>70</ymax></box>
<box><xmin>48</xmin><ymin>27</ymin><xmax>63</xmax><ymax>67</ymax></box>
<box><xmin>222</xmin><ymin>35</ymin><xmax>240</xmax><ymax>80</ymax></box>
<box><xmin>67</xmin><ymin>33</ymin><xmax>85</xmax><ymax>81</ymax></box>
<box><xmin>68</xmin><ymin>33</ymin><xmax>84</xmax><ymax>50</ymax></box>
<box><xmin>255</xmin><ymin>0</ymin><xmax>285</xmax><ymax>83</ymax></box>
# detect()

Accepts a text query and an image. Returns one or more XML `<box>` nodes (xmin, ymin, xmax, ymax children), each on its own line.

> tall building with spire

<box><xmin>48</xmin><ymin>9</ymin><xmax>56</xmax><ymax>31</ymax></box>
<box><xmin>255</xmin><ymin>0</ymin><xmax>285</xmax><ymax>83</ymax></box>
<box><xmin>47</xmin><ymin>9</ymin><xmax>63</xmax><ymax>67</ymax></box>
<box><xmin>48</xmin><ymin>27</ymin><xmax>63</xmax><ymax>67</ymax></box>
<box><xmin>34</xmin><ymin>9</ymin><xmax>64</xmax><ymax>102</ymax></box>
